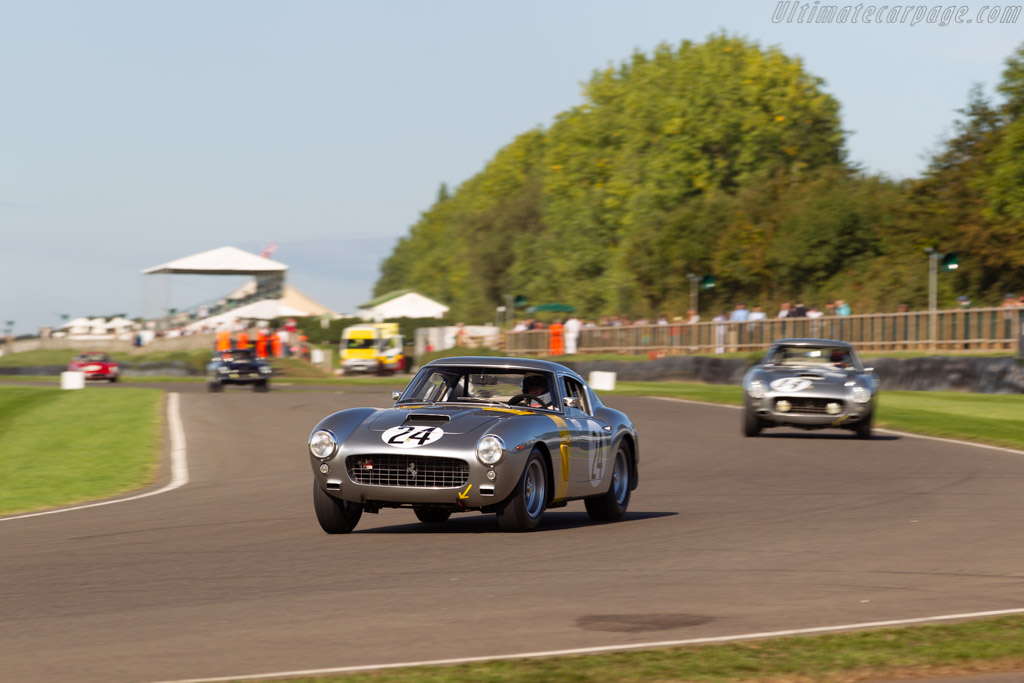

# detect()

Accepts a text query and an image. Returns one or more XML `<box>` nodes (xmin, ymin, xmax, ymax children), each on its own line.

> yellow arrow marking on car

<box><xmin>481</xmin><ymin>407</ymin><xmax>532</xmax><ymax>416</ymax></box>
<box><xmin>458</xmin><ymin>484</ymin><xmax>472</xmax><ymax>500</ymax></box>
<box><xmin>546</xmin><ymin>415</ymin><xmax>571</xmax><ymax>501</ymax></box>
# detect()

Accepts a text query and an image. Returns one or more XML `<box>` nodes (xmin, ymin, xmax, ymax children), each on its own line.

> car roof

<box><xmin>424</xmin><ymin>356</ymin><xmax>583</xmax><ymax>380</ymax></box>
<box><xmin>771</xmin><ymin>338</ymin><xmax>854</xmax><ymax>349</ymax></box>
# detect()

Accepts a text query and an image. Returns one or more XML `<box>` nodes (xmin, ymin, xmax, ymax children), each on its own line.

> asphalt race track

<box><xmin>3</xmin><ymin>383</ymin><xmax>1024</xmax><ymax>683</ymax></box>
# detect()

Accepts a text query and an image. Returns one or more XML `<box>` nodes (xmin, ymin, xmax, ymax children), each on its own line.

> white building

<box><xmin>358</xmin><ymin>290</ymin><xmax>449</xmax><ymax>322</ymax></box>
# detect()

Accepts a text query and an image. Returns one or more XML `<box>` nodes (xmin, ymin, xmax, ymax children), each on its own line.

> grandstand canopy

<box><xmin>141</xmin><ymin>246</ymin><xmax>287</xmax><ymax>275</ymax></box>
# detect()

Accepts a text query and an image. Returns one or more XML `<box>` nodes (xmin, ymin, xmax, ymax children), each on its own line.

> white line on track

<box><xmin>0</xmin><ymin>392</ymin><xmax>188</xmax><ymax>522</ymax></box>
<box><xmin>649</xmin><ymin>395</ymin><xmax>1024</xmax><ymax>455</ymax></box>
<box><xmin>149</xmin><ymin>607</ymin><xmax>1024</xmax><ymax>683</ymax></box>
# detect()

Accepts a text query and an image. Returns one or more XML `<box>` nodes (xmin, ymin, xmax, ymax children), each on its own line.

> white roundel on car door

<box><xmin>769</xmin><ymin>378</ymin><xmax>813</xmax><ymax>392</ymax></box>
<box><xmin>381</xmin><ymin>425</ymin><xmax>445</xmax><ymax>448</ymax></box>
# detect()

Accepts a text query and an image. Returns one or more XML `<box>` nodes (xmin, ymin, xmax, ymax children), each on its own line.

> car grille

<box><xmin>346</xmin><ymin>454</ymin><xmax>470</xmax><ymax>488</ymax></box>
<box><xmin>775</xmin><ymin>396</ymin><xmax>844</xmax><ymax>415</ymax></box>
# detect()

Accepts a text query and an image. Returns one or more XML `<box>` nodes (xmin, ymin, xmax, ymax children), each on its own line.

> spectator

<box><xmin>957</xmin><ymin>295</ymin><xmax>971</xmax><ymax>309</ymax></box>
<box><xmin>729</xmin><ymin>303</ymin><xmax>750</xmax><ymax>322</ymax></box>
<box><xmin>563</xmin><ymin>315</ymin><xmax>582</xmax><ymax>355</ymax></box>
<box><xmin>897</xmin><ymin>303</ymin><xmax>909</xmax><ymax>313</ymax></box>
<box><xmin>777</xmin><ymin>302</ymin><xmax>792</xmax><ymax>318</ymax></box>
<box><xmin>686</xmin><ymin>308</ymin><xmax>700</xmax><ymax>324</ymax></box>
<box><xmin>747</xmin><ymin>305</ymin><xmax>766</xmax><ymax>323</ymax></box>
<box><xmin>824</xmin><ymin>302</ymin><xmax>836</xmax><ymax>316</ymax></box>
<box><xmin>835</xmin><ymin>299</ymin><xmax>852</xmax><ymax>316</ymax></box>
<box><xmin>790</xmin><ymin>302</ymin><xmax>808</xmax><ymax>318</ymax></box>
<box><xmin>807</xmin><ymin>305</ymin><xmax>824</xmax><ymax>319</ymax></box>
<box><xmin>1003</xmin><ymin>294</ymin><xmax>1018</xmax><ymax>308</ymax></box>
<box><xmin>712</xmin><ymin>310</ymin><xmax>729</xmax><ymax>354</ymax></box>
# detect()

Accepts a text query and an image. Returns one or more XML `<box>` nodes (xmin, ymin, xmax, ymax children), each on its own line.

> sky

<box><xmin>2</xmin><ymin>0</ymin><xmax>1022</xmax><ymax>336</ymax></box>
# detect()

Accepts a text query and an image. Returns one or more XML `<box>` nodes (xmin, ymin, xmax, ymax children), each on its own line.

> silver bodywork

<box><xmin>309</xmin><ymin>356</ymin><xmax>639</xmax><ymax>527</ymax></box>
<box><xmin>741</xmin><ymin>338</ymin><xmax>879</xmax><ymax>437</ymax></box>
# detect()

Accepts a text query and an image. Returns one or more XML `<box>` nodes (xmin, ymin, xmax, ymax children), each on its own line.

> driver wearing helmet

<box><xmin>521</xmin><ymin>373</ymin><xmax>553</xmax><ymax>408</ymax></box>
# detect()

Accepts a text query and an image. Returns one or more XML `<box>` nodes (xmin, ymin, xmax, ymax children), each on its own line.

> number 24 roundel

<box><xmin>381</xmin><ymin>425</ymin><xmax>444</xmax><ymax>448</ymax></box>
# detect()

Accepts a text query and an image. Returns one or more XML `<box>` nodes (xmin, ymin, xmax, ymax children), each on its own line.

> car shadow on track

<box><xmin>356</xmin><ymin>510</ymin><xmax>677</xmax><ymax>534</ymax></box>
<box><xmin>756</xmin><ymin>432</ymin><xmax>900</xmax><ymax>441</ymax></box>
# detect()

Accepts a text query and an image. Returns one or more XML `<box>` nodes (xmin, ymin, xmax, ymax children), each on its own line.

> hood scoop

<box><xmin>404</xmin><ymin>413</ymin><xmax>451</xmax><ymax>425</ymax></box>
<box><xmin>798</xmin><ymin>372</ymin><xmax>825</xmax><ymax>379</ymax></box>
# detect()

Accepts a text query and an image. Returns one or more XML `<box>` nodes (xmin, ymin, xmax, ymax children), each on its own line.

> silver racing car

<box><xmin>742</xmin><ymin>338</ymin><xmax>879</xmax><ymax>439</ymax></box>
<box><xmin>308</xmin><ymin>356</ymin><xmax>639</xmax><ymax>533</ymax></box>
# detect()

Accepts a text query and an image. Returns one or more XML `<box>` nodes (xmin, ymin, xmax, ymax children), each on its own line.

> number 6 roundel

<box><xmin>381</xmin><ymin>425</ymin><xmax>444</xmax><ymax>448</ymax></box>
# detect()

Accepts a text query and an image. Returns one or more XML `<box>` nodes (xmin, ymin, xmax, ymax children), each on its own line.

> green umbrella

<box><xmin>526</xmin><ymin>303</ymin><xmax>575</xmax><ymax>313</ymax></box>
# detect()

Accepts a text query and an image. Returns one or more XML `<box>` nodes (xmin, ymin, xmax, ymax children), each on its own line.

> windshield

<box><xmin>346</xmin><ymin>338</ymin><xmax>377</xmax><ymax>350</ymax></box>
<box><xmin>399</xmin><ymin>367</ymin><xmax>558</xmax><ymax>409</ymax></box>
<box><xmin>78</xmin><ymin>353</ymin><xmax>110</xmax><ymax>362</ymax></box>
<box><xmin>766</xmin><ymin>345</ymin><xmax>861</xmax><ymax>370</ymax></box>
<box><xmin>222</xmin><ymin>349</ymin><xmax>255</xmax><ymax>361</ymax></box>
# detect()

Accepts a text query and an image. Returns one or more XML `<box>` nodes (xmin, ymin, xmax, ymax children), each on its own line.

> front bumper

<box><xmin>311</xmin><ymin>450</ymin><xmax>520</xmax><ymax>509</ymax></box>
<box><xmin>750</xmin><ymin>394</ymin><xmax>872</xmax><ymax>428</ymax></box>
<box><xmin>213</xmin><ymin>371</ymin><xmax>268</xmax><ymax>384</ymax></box>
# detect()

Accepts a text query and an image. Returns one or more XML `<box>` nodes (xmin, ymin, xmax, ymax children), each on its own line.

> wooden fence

<box><xmin>505</xmin><ymin>307</ymin><xmax>1024</xmax><ymax>357</ymax></box>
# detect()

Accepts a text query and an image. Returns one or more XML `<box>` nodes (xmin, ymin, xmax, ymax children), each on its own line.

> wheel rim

<box><xmin>523</xmin><ymin>459</ymin><xmax>545</xmax><ymax>518</ymax></box>
<box><xmin>611</xmin><ymin>449</ymin><xmax>628</xmax><ymax>504</ymax></box>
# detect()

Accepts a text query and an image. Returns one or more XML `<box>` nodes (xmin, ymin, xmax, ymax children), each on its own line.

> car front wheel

<box><xmin>743</xmin><ymin>404</ymin><xmax>763</xmax><ymax>437</ymax></box>
<box><xmin>585</xmin><ymin>442</ymin><xmax>631</xmax><ymax>522</ymax></box>
<box><xmin>313</xmin><ymin>481</ymin><xmax>363</xmax><ymax>533</ymax></box>
<box><xmin>855</xmin><ymin>410</ymin><xmax>873</xmax><ymax>440</ymax></box>
<box><xmin>496</xmin><ymin>449</ymin><xmax>547</xmax><ymax>532</ymax></box>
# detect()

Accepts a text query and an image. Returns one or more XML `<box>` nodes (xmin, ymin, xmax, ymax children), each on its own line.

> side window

<box><xmin>562</xmin><ymin>377</ymin><xmax>591</xmax><ymax>415</ymax></box>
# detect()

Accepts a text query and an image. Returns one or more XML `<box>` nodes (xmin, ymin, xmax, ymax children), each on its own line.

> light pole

<box><xmin>925</xmin><ymin>247</ymin><xmax>959</xmax><ymax>349</ymax></box>
<box><xmin>688</xmin><ymin>274</ymin><xmax>700</xmax><ymax>313</ymax></box>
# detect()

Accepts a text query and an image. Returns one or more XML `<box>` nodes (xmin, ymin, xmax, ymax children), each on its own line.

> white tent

<box><xmin>141</xmin><ymin>246</ymin><xmax>287</xmax><ymax>275</ymax></box>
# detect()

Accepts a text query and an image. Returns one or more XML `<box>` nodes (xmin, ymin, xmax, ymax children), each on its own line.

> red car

<box><xmin>68</xmin><ymin>352</ymin><xmax>120</xmax><ymax>382</ymax></box>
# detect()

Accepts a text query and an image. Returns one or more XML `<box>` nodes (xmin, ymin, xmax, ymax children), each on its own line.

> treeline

<box><xmin>374</xmin><ymin>34</ymin><xmax>1024</xmax><ymax>322</ymax></box>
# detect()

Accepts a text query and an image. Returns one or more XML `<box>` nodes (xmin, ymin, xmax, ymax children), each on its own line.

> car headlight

<box><xmin>309</xmin><ymin>429</ymin><xmax>338</xmax><ymax>459</ymax></box>
<box><xmin>476</xmin><ymin>435</ymin><xmax>505</xmax><ymax>465</ymax></box>
<box><xmin>747</xmin><ymin>380</ymin><xmax>766</xmax><ymax>399</ymax></box>
<box><xmin>851</xmin><ymin>386</ymin><xmax>871</xmax><ymax>404</ymax></box>
<box><xmin>259</xmin><ymin>366</ymin><xmax>271</xmax><ymax>374</ymax></box>
<box><xmin>218</xmin><ymin>366</ymin><xmax>229</xmax><ymax>374</ymax></box>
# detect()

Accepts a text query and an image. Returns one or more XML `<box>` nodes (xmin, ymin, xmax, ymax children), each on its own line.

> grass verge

<box><xmin>0</xmin><ymin>386</ymin><xmax>163</xmax><ymax>516</ymax></box>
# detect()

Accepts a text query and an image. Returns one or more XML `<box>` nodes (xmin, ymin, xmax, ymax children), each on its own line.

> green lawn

<box><xmin>0</xmin><ymin>386</ymin><xmax>163</xmax><ymax>515</ymax></box>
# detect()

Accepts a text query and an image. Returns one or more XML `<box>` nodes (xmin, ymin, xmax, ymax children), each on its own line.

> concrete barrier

<box><xmin>60</xmin><ymin>371</ymin><xmax>85</xmax><ymax>390</ymax></box>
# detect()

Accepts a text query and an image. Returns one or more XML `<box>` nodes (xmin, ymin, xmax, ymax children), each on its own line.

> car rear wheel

<box><xmin>496</xmin><ymin>449</ymin><xmax>547</xmax><ymax>532</ymax></box>
<box><xmin>414</xmin><ymin>508</ymin><xmax>451</xmax><ymax>524</ymax></box>
<box><xmin>743</xmin><ymin>405</ymin><xmax>762</xmax><ymax>437</ymax></box>
<box><xmin>585</xmin><ymin>442</ymin><xmax>631</xmax><ymax>522</ymax></box>
<box><xmin>109</xmin><ymin>376</ymin><xmax>118</xmax><ymax>383</ymax></box>
<box><xmin>855</xmin><ymin>410</ymin><xmax>873</xmax><ymax>440</ymax></box>
<box><xmin>207</xmin><ymin>382</ymin><xmax>223</xmax><ymax>393</ymax></box>
<box><xmin>313</xmin><ymin>481</ymin><xmax>363</xmax><ymax>533</ymax></box>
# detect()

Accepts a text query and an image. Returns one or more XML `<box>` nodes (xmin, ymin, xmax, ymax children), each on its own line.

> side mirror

<box><xmin>392</xmin><ymin>391</ymin><xmax>402</xmax><ymax>401</ymax></box>
<box><xmin>563</xmin><ymin>396</ymin><xmax>581</xmax><ymax>409</ymax></box>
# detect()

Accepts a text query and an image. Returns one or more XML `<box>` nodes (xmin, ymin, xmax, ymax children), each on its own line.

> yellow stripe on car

<box><xmin>546</xmin><ymin>415</ymin><xmax>571</xmax><ymax>501</ymax></box>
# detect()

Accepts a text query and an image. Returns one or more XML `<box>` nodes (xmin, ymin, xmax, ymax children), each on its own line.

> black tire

<box><xmin>109</xmin><ymin>376</ymin><xmax>118</xmax><ymax>383</ymax></box>
<box><xmin>414</xmin><ymin>508</ymin><xmax>451</xmax><ymax>524</ymax></box>
<box><xmin>855</xmin><ymin>410</ymin><xmax>873</xmax><ymax>440</ymax></box>
<box><xmin>207</xmin><ymin>382</ymin><xmax>222</xmax><ymax>393</ymax></box>
<box><xmin>313</xmin><ymin>481</ymin><xmax>363</xmax><ymax>533</ymax></box>
<box><xmin>743</xmin><ymin>405</ymin><xmax>762</xmax><ymax>437</ymax></box>
<box><xmin>585</xmin><ymin>442</ymin><xmax>631</xmax><ymax>522</ymax></box>
<box><xmin>496</xmin><ymin>449</ymin><xmax>548</xmax><ymax>532</ymax></box>
<box><xmin>253</xmin><ymin>380</ymin><xmax>269</xmax><ymax>392</ymax></box>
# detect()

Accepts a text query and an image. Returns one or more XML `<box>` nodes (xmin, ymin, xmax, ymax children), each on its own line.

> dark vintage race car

<box><xmin>741</xmin><ymin>338</ymin><xmax>879</xmax><ymax>439</ymax></box>
<box><xmin>206</xmin><ymin>348</ymin><xmax>272</xmax><ymax>392</ymax></box>
<box><xmin>308</xmin><ymin>356</ymin><xmax>639</xmax><ymax>533</ymax></box>
<box><xmin>67</xmin><ymin>351</ymin><xmax>120</xmax><ymax>382</ymax></box>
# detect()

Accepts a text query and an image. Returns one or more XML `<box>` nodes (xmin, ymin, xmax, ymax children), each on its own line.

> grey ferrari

<box><xmin>741</xmin><ymin>338</ymin><xmax>879</xmax><ymax>439</ymax></box>
<box><xmin>308</xmin><ymin>356</ymin><xmax>639</xmax><ymax>533</ymax></box>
